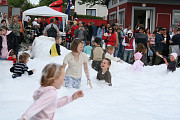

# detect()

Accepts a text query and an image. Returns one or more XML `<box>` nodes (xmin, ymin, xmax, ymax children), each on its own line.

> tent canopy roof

<box><xmin>23</xmin><ymin>6</ymin><xmax>67</xmax><ymax>17</ymax></box>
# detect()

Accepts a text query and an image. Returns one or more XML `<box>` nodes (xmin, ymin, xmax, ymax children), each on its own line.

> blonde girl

<box><xmin>18</xmin><ymin>63</ymin><xmax>83</xmax><ymax>120</ymax></box>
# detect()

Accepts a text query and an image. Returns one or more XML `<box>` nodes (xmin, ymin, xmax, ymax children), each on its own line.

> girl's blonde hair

<box><xmin>40</xmin><ymin>63</ymin><xmax>64</xmax><ymax>86</ymax></box>
<box><xmin>19</xmin><ymin>52</ymin><xmax>30</xmax><ymax>63</ymax></box>
<box><xmin>106</xmin><ymin>46</ymin><xmax>114</xmax><ymax>51</ymax></box>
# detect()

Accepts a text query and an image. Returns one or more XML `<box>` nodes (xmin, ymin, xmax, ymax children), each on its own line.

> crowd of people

<box><xmin>0</xmin><ymin>13</ymin><xmax>180</xmax><ymax>120</ymax></box>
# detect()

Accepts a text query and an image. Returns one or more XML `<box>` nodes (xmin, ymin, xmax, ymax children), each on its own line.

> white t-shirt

<box><xmin>23</xmin><ymin>16</ymin><xmax>31</xmax><ymax>22</ymax></box>
<box><xmin>63</xmin><ymin>52</ymin><xmax>88</xmax><ymax>79</ymax></box>
<box><xmin>32</xmin><ymin>21</ymin><xmax>37</xmax><ymax>26</ymax></box>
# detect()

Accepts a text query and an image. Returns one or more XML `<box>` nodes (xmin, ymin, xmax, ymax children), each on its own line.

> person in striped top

<box><xmin>10</xmin><ymin>52</ymin><xmax>34</xmax><ymax>78</ymax></box>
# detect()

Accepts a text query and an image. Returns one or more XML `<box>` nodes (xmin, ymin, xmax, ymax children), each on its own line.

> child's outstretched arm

<box><xmin>57</xmin><ymin>91</ymin><xmax>84</xmax><ymax>108</ymax></box>
<box><xmin>163</xmin><ymin>58</ymin><xmax>169</xmax><ymax>66</ymax></box>
<box><xmin>21</xmin><ymin>91</ymin><xmax>57</xmax><ymax>120</ymax></box>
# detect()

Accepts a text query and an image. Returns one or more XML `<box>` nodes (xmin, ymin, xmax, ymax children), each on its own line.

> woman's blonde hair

<box><xmin>40</xmin><ymin>63</ymin><xmax>64</xmax><ymax>86</ymax></box>
<box><xmin>19</xmin><ymin>52</ymin><xmax>30</xmax><ymax>63</ymax></box>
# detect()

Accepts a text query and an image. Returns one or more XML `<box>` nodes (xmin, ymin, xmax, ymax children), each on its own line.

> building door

<box><xmin>132</xmin><ymin>7</ymin><xmax>155</xmax><ymax>33</ymax></box>
<box><xmin>157</xmin><ymin>13</ymin><xmax>171</xmax><ymax>31</ymax></box>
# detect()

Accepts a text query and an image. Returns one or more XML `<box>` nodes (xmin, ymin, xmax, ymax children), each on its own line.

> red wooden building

<box><xmin>106</xmin><ymin>0</ymin><xmax>180</xmax><ymax>32</ymax></box>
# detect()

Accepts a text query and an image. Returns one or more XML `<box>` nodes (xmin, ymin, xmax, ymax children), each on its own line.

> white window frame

<box><xmin>86</xmin><ymin>8</ymin><xmax>97</xmax><ymax>16</ymax></box>
<box><xmin>109</xmin><ymin>11</ymin><xmax>116</xmax><ymax>20</ymax></box>
<box><xmin>118</xmin><ymin>8</ymin><xmax>125</xmax><ymax>28</ymax></box>
<box><xmin>172</xmin><ymin>9</ymin><xmax>180</xmax><ymax>25</ymax></box>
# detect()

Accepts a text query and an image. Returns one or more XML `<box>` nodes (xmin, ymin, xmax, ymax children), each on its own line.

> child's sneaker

<box><xmin>12</xmin><ymin>74</ymin><xmax>20</xmax><ymax>79</ymax></box>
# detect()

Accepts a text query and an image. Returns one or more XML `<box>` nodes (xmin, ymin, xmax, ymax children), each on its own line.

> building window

<box><xmin>112</xmin><ymin>0</ymin><xmax>117</xmax><ymax>5</ymax></box>
<box><xmin>173</xmin><ymin>10</ymin><xmax>180</xmax><ymax>24</ymax></box>
<box><xmin>119</xmin><ymin>10</ymin><xmax>125</xmax><ymax>28</ymax></box>
<box><xmin>86</xmin><ymin>9</ymin><xmax>96</xmax><ymax>16</ymax></box>
<box><xmin>110</xmin><ymin>13</ymin><xmax>116</xmax><ymax>20</ymax></box>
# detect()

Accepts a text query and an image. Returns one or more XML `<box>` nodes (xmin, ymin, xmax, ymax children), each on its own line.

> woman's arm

<box><xmin>63</xmin><ymin>63</ymin><xmax>67</xmax><ymax>69</ymax></box>
<box><xmin>84</xmin><ymin>62</ymin><xmax>92</xmax><ymax>88</ymax></box>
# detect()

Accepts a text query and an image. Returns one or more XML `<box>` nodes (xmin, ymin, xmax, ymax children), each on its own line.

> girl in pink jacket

<box><xmin>18</xmin><ymin>63</ymin><xmax>84</xmax><ymax>120</ymax></box>
<box><xmin>132</xmin><ymin>52</ymin><xmax>144</xmax><ymax>72</ymax></box>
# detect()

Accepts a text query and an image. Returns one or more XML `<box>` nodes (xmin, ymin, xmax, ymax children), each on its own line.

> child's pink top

<box><xmin>22</xmin><ymin>86</ymin><xmax>73</xmax><ymax>120</ymax></box>
<box><xmin>132</xmin><ymin>60</ymin><xmax>144</xmax><ymax>72</ymax></box>
<box><xmin>0</xmin><ymin>31</ymin><xmax>12</xmax><ymax>58</ymax></box>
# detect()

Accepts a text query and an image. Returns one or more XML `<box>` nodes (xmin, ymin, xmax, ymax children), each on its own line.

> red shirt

<box><xmin>102</xmin><ymin>33</ymin><xmax>116</xmax><ymax>46</ymax></box>
<box><xmin>71</xmin><ymin>25</ymin><xmax>79</xmax><ymax>37</ymax></box>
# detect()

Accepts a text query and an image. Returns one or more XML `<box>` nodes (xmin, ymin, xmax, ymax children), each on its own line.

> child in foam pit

<box><xmin>50</xmin><ymin>36</ymin><xmax>61</xmax><ymax>57</ymax></box>
<box><xmin>132</xmin><ymin>52</ymin><xmax>144</xmax><ymax>72</ymax></box>
<box><xmin>97</xmin><ymin>58</ymin><xmax>112</xmax><ymax>86</ymax></box>
<box><xmin>157</xmin><ymin>52</ymin><xmax>178</xmax><ymax>72</ymax></box>
<box><xmin>18</xmin><ymin>63</ymin><xmax>83</xmax><ymax>120</ymax></box>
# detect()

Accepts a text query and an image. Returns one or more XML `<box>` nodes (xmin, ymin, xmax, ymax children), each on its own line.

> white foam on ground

<box><xmin>0</xmin><ymin>36</ymin><xmax>180</xmax><ymax>120</ymax></box>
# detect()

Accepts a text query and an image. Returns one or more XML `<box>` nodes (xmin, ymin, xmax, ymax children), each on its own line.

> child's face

<box><xmin>56</xmin><ymin>39</ymin><xmax>61</xmax><ymax>44</ymax></box>
<box><xmin>107</xmin><ymin>49</ymin><xmax>114</xmax><ymax>55</ymax></box>
<box><xmin>54</xmin><ymin>68</ymin><xmax>65</xmax><ymax>89</ymax></box>
<box><xmin>25</xmin><ymin>58</ymin><xmax>29</xmax><ymax>64</ymax></box>
<box><xmin>170</xmin><ymin>55</ymin><xmax>175</xmax><ymax>62</ymax></box>
<box><xmin>101</xmin><ymin>59</ymin><xmax>110</xmax><ymax>70</ymax></box>
<box><xmin>77</xmin><ymin>43</ymin><xmax>84</xmax><ymax>53</ymax></box>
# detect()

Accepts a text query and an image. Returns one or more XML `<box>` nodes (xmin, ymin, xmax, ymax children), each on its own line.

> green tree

<box><xmin>8</xmin><ymin>0</ymin><xmax>38</xmax><ymax>11</ymax></box>
<box><xmin>39</xmin><ymin>0</ymin><xmax>56</xmax><ymax>6</ymax></box>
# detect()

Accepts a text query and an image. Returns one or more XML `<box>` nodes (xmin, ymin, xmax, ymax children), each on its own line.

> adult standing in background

<box><xmin>91</xmin><ymin>22</ymin><xmax>97</xmax><ymax>45</ymax></box>
<box><xmin>66</xmin><ymin>20</ymin><xmax>71</xmax><ymax>32</ymax></box>
<box><xmin>87</xmin><ymin>22</ymin><xmax>93</xmax><ymax>43</ymax></box>
<box><xmin>43</xmin><ymin>18</ymin><xmax>60</xmax><ymax>38</ymax></box>
<box><xmin>162</xmin><ymin>28</ymin><xmax>170</xmax><ymax>58</ymax></box>
<box><xmin>155</xmin><ymin>27</ymin><xmax>164</xmax><ymax>65</ymax></box>
<box><xmin>135</xmin><ymin>27</ymin><xmax>149</xmax><ymax>65</ymax></box>
<box><xmin>74</xmin><ymin>23</ymin><xmax>88</xmax><ymax>46</ymax></box>
<box><xmin>9</xmin><ymin>17</ymin><xmax>21</xmax><ymax>44</ymax></box>
<box><xmin>123</xmin><ymin>25</ymin><xmax>131</xmax><ymax>35</ymax></box>
<box><xmin>0</xmin><ymin>26</ymin><xmax>19</xmax><ymax>60</ymax></box>
<box><xmin>117</xmin><ymin>24</ymin><xmax>125</xmax><ymax>59</ymax></box>
<box><xmin>97</xmin><ymin>23</ymin><xmax>105</xmax><ymax>40</ymax></box>
<box><xmin>0</xmin><ymin>13</ymin><xmax>8</xmax><ymax>25</ymax></box>
<box><xmin>71</xmin><ymin>21</ymin><xmax>79</xmax><ymax>38</ymax></box>
<box><xmin>23</xmin><ymin>15</ymin><xmax>31</xmax><ymax>28</ymax></box>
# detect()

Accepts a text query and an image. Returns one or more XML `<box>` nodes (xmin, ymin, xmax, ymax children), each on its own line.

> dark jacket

<box><xmin>0</xmin><ymin>31</ymin><xmax>19</xmax><ymax>56</ymax></box>
<box><xmin>171</xmin><ymin>34</ymin><xmax>180</xmax><ymax>45</ymax></box>
<box><xmin>155</xmin><ymin>33</ymin><xmax>164</xmax><ymax>51</ymax></box>
<box><xmin>74</xmin><ymin>28</ymin><xmax>88</xmax><ymax>41</ymax></box>
<box><xmin>92</xmin><ymin>25</ymin><xmax>97</xmax><ymax>36</ymax></box>
<box><xmin>97</xmin><ymin>69</ymin><xmax>111</xmax><ymax>84</ymax></box>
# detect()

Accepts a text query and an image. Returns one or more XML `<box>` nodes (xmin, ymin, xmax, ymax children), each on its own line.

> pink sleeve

<box><xmin>57</xmin><ymin>96</ymin><xmax>73</xmax><ymax>108</ymax></box>
<box><xmin>22</xmin><ymin>91</ymin><xmax>57</xmax><ymax>120</ymax></box>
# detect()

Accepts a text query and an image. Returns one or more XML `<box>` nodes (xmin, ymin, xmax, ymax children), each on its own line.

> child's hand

<box><xmin>32</xmin><ymin>69</ymin><xmax>35</xmax><ymax>73</ymax></box>
<box><xmin>87</xmin><ymin>79</ymin><xmax>93</xmax><ymax>88</ymax></box>
<box><xmin>12</xmin><ymin>55</ymin><xmax>16</xmax><ymax>59</ymax></box>
<box><xmin>72</xmin><ymin>90</ymin><xmax>84</xmax><ymax>100</ymax></box>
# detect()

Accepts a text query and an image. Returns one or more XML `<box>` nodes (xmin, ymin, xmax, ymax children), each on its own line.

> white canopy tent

<box><xmin>23</xmin><ymin>6</ymin><xmax>68</xmax><ymax>32</ymax></box>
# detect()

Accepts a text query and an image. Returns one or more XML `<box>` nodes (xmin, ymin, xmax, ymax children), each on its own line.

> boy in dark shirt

<box><xmin>157</xmin><ymin>52</ymin><xmax>177</xmax><ymax>72</ymax></box>
<box><xmin>97</xmin><ymin>58</ymin><xmax>112</xmax><ymax>86</ymax></box>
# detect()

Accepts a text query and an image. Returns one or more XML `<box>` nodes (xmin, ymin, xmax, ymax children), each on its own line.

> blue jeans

<box><xmin>123</xmin><ymin>50</ymin><xmax>133</xmax><ymax>63</ymax></box>
<box><xmin>66</xmin><ymin>42</ymin><xmax>71</xmax><ymax>50</ymax></box>
<box><xmin>64</xmin><ymin>75</ymin><xmax>81</xmax><ymax>89</ymax></box>
<box><xmin>116</xmin><ymin>39</ymin><xmax>124</xmax><ymax>59</ymax></box>
<box><xmin>0</xmin><ymin>57</ymin><xmax>7</xmax><ymax>60</ymax></box>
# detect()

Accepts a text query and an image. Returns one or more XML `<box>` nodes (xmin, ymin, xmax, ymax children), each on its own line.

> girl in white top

<box><xmin>63</xmin><ymin>39</ymin><xmax>92</xmax><ymax>89</ymax></box>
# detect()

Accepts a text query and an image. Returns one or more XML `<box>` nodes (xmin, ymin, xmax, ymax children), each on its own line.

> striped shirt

<box><xmin>10</xmin><ymin>63</ymin><xmax>33</xmax><ymax>76</ymax></box>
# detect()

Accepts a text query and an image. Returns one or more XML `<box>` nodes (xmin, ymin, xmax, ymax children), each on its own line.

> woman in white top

<box><xmin>63</xmin><ymin>39</ymin><xmax>92</xmax><ymax>89</ymax></box>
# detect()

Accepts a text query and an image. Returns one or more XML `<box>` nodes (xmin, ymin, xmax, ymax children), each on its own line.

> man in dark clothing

<box><xmin>135</xmin><ymin>27</ymin><xmax>149</xmax><ymax>65</ymax></box>
<box><xmin>87</xmin><ymin>22</ymin><xmax>93</xmax><ymax>43</ymax></box>
<box><xmin>74</xmin><ymin>23</ymin><xmax>88</xmax><ymax>45</ymax></box>
<box><xmin>171</xmin><ymin>27</ymin><xmax>180</xmax><ymax>66</ymax></box>
<box><xmin>91</xmin><ymin>22</ymin><xmax>97</xmax><ymax>45</ymax></box>
<box><xmin>155</xmin><ymin>27</ymin><xmax>165</xmax><ymax>65</ymax></box>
